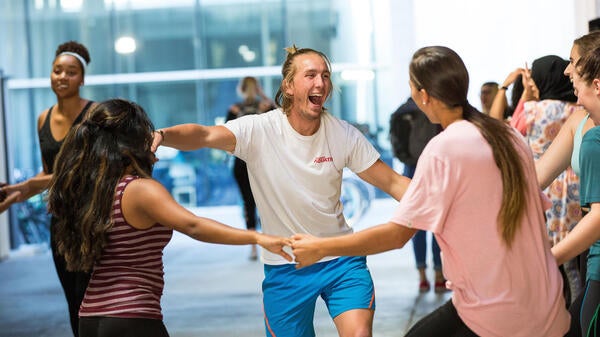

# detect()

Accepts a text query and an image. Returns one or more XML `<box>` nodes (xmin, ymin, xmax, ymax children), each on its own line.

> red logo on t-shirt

<box><xmin>314</xmin><ymin>156</ymin><xmax>333</xmax><ymax>164</ymax></box>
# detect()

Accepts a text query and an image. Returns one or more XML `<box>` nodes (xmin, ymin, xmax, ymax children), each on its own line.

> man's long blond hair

<box><xmin>274</xmin><ymin>45</ymin><xmax>333</xmax><ymax>115</ymax></box>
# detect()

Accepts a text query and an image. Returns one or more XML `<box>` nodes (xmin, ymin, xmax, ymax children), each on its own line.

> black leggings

<box><xmin>79</xmin><ymin>317</ymin><xmax>169</xmax><ymax>337</ymax></box>
<box><xmin>404</xmin><ymin>300</ymin><xmax>479</xmax><ymax>337</ymax></box>
<box><xmin>569</xmin><ymin>280</ymin><xmax>600</xmax><ymax>337</ymax></box>
<box><xmin>233</xmin><ymin>158</ymin><xmax>257</xmax><ymax>230</ymax></box>
<box><xmin>51</xmin><ymin>217</ymin><xmax>91</xmax><ymax>337</ymax></box>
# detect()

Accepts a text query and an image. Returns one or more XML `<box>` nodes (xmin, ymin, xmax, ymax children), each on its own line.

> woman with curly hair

<box><xmin>48</xmin><ymin>98</ymin><xmax>291</xmax><ymax>337</ymax></box>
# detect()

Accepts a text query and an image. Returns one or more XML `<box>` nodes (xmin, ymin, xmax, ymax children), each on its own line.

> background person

<box><xmin>536</xmin><ymin>33</ymin><xmax>600</xmax><ymax>315</ymax></box>
<box><xmin>479</xmin><ymin>81</ymin><xmax>498</xmax><ymax>114</ymax></box>
<box><xmin>489</xmin><ymin>34</ymin><xmax>600</xmax><ymax>325</ymax></box>
<box><xmin>226</xmin><ymin>76</ymin><xmax>276</xmax><ymax>260</ymax></box>
<box><xmin>552</xmin><ymin>46</ymin><xmax>600</xmax><ymax>337</ymax></box>
<box><xmin>0</xmin><ymin>40</ymin><xmax>95</xmax><ymax>337</ymax></box>
<box><xmin>517</xmin><ymin>55</ymin><xmax>584</xmax><ymax>303</ymax></box>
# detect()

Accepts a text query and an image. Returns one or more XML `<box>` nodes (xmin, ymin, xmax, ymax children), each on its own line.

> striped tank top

<box><xmin>79</xmin><ymin>176</ymin><xmax>173</xmax><ymax>320</ymax></box>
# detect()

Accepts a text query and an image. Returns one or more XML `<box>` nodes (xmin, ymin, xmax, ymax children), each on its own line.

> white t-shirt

<box><xmin>390</xmin><ymin>120</ymin><xmax>569</xmax><ymax>337</ymax></box>
<box><xmin>225</xmin><ymin>109</ymin><xmax>379</xmax><ymax>264</ymax></box>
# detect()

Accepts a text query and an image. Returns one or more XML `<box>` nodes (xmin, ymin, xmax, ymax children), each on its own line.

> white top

<box><xmin>225</xmin><ymin>108</ymin><xmax>380</xmax><ymax>264</ymax></box>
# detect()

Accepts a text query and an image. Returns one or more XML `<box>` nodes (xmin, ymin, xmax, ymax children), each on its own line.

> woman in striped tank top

<box><xmin>47</xmin><ymin>98</ymin><xmax>292</xmax><ymax>337</ymax></box>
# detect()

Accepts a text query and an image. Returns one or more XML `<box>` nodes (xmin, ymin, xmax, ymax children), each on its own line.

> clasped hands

<box><xmin>0</xmin><ymin>183</ymin><xmax>23</xmax><ymax>214</ymax></box>
<box><xmin>288</xmin><ymin>233</ymin><xmax>325</xmax><ymax>269</ymax></box>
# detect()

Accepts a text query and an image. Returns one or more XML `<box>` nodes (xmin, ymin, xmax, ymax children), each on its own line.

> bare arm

<box><xmin>14</xmin><ymin>172</ymin><xmax>53</xmax><ymax>200</ymax></box>
<box><xmin>552</xmin><ymin>203</ymin><xmax>600</xmax><ymax>265</ymax></box>
<box><xmin>0</xmin><ymin>190</ymin><xmax>20</xmax><ymax>213</ymax></box>
<box><xmin>489</xmin><ymin>88</ymin><xmax>508</xmax><ymax>121</ymax></box>
<box><xmin>0</xmin><ymin>109</ymin><xmax>56</xmax><ymax>212</ymax></box>
<box><xmin>122</xmin><ymin>178</ymin><xmax>292</xmax><ymax>260</ymax></box>
<box><xmin>356</xmin><ymin>159</ymin><xmax>411</xmax><ymax>201</ymax></box>
<box><xmin>0</xmin><ymin>170</ymin><xmax>53</xmax><ymax>214</ymax></box>
<box><xmin>535</xmin><ymin>108</ymin><xmax>587</xmax><ymax>189</ymax></box>
<box><xmin>489</xmin><ymin>68</ymin><xmax>524</xmax><ymax>121</ymax></box>
<box><xmin>291</xmin><ymin>222</ymin><xmax>416</xmax><ymax>268</ymax></box>
<box><xmin>152</xmin><ymin>124</ymin><xmax>236</xmax><ymax>153</ymax></box>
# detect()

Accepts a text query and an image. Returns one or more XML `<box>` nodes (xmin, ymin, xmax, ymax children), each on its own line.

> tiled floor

<box><xmin>0</xmin><ymin>198</ymin><xmax>451</xmax><ymax>337</ymax></box>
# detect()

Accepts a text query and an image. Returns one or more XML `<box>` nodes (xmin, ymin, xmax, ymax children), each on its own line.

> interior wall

<box><xmin>372</xmin><ymin>0</ymin><xmax>592</xmax><ymax>129</ymax></box>
<box><xmin>411</xmin><ymin>0</ymin><xmax>581</xmax><ymax>111</ymax></box>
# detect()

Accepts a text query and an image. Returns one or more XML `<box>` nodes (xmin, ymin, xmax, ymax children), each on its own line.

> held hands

<box><xmin>255</xmin><ymin>232</ymin><xmax>326</xmax><ymax>268</ymax></box>
<box><xmin>290</xmin><ymin>233</ymin><xmax>325</xmax><ymax>269</ymax></box>
<box><xmin>256</xmin><ymin>233</ymin><xmax>294</xmax><ymax>262</ymax></box>
<box><xmin>0</xmin><ymin>183</ymin><xmax>23</xmax><ymax>214</ymax></box>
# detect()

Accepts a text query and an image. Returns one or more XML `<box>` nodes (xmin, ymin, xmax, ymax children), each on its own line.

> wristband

<box><xmin>499</xmin><ymin>86</ymin><xmax>509</xmax><ymax>91</ymax></box>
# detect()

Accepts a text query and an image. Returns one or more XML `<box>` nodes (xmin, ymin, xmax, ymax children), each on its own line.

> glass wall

<box><xmin>1</xmin><ymin>0</ymin><xmax>588</xmax><ymax>251</ymax></box>
<box><xmin>1</xmin><ymin>0</ymin><xmax>395</xmax><ymax>248</ymax></box>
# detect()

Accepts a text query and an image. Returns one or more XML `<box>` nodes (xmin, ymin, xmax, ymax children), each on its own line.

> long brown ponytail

<box><xmin>410</xmin><ymin>46</ymin><xmax>527</xmax><ymax>247</ymax></box>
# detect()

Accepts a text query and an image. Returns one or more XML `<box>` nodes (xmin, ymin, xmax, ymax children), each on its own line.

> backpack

<box><xmin>389</xmin><ymin>98</ymin><xmax>441</xmax><ymax>166</ymax></box>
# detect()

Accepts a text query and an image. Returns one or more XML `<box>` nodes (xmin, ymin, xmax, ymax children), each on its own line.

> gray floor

<box><xmin>0</xmin><ymin>198</ymin><xmax>451</xmax><ymax>337</ymax></box>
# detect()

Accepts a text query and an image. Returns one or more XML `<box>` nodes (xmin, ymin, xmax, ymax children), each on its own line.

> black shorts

<box><xmin>79</xmin><ymin>316</ymin><xmax>169</xmax><ymax>337</ymax></box>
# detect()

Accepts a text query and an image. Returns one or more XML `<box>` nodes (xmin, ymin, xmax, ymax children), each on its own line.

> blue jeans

<box><xmin>403</xmin><ymin>164</ymin><xmax>416</xmax><ymax>178</ymax></box>
<box><xmin>412</xmin><ymin>230</ymin><xmax>441</xmax><ymax>270</ymax></box>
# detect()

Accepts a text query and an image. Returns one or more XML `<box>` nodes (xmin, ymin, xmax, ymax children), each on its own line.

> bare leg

<box><xmin>333</xmin><ymin>308</ymin><xmax>374</xmax><ymax>337</ymax></box>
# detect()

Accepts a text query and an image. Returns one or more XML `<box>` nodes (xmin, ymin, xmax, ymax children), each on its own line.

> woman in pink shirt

<box><xmin>291</xmin><ymin>46</ymin><xmax>572</xmax><ymax>337</ymax></box>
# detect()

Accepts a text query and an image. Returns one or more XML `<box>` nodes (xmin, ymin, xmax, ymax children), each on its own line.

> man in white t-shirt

<box><xmin>152</xmin><ymin>45</ymin><xmax>409</xmax><ymax>337</ymax></box>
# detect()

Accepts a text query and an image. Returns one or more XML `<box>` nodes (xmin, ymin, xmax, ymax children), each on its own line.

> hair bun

<box><xmin>284</xmin><ymin>44</ymin><xmax>298</xmax><ymax>55</ymax></box>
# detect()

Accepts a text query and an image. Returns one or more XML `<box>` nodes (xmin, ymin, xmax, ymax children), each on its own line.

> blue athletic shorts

<box><xmin>262</xmin><ymin>256</ymin><xmax>375</xmax><ymax>337</ymax></box>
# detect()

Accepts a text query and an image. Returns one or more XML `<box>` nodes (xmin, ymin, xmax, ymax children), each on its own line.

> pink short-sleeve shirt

<box><xmin>391</xmin><ymin>120</ymin><xmax>569</xmax><ymax>337</ymax></box>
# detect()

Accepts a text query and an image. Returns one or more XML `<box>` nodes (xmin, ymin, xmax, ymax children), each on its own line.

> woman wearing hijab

<box><xmin>522</xmin><ymin>57</ymin><xmax>583</xmax><ymax>237</ymax></box>
<box><xmin>510</xmin><ymin>55</ymin><xmax>586</xmax><ymax>307</ymax></box>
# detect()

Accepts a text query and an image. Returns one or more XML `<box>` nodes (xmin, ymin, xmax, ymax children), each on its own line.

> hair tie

<box><xmin>59</xmin><ymin>51</ymin><xmax>87</xmax><ymax>72</ymax></box>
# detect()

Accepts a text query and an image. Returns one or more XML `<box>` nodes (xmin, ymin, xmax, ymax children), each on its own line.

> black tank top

<box><xmin>38</xmin><ymin>101</ymin><xmax>93</xmax><ymax>173</ymax></box>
